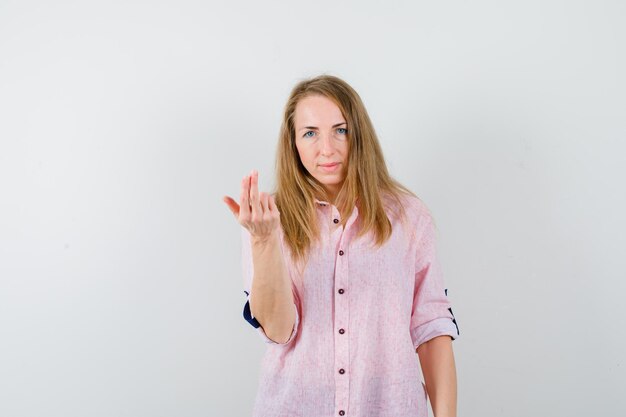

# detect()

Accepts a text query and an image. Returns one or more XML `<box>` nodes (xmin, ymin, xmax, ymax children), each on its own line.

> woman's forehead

<box><xmin>294</xmin><ymin>95</ymin><xmax>346</xmax><ymax>126</ymax></box>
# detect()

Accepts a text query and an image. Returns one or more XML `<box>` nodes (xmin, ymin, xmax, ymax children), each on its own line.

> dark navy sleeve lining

<box><xmin>243</xmin><ymin>290</ymin><xmax>261</xmax><ymax>329</ymax></box>
<box><xmin>444</xmin><ymin>288</ymin><xmax>460</xmax><ymax>337</ymax></box>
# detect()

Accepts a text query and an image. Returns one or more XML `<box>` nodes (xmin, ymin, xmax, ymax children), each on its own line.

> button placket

<box><xmin>333</xmin><ymin>205</ymin><xmax>353</xmax><ymax>417</ymax></box>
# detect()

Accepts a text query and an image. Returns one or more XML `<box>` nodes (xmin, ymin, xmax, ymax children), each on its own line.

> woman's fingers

<box><xmin>240</xmin><ymin>174</ymin><xmax>251</xmax><ymax>220</ymax></box>
<box><xmin>268</xmin><ymin>193</ymin><xmax>278</xmax><ymax>215</ymax></box>
<box><xmin>259</xmin><ymin>191</ymin><xmax>269</xmax><ymax>214</ymax></box>
<box><xmin>233</xmin><ymin>170</ymin><xmax>281</xmax><ymax>240</ymax></box>
<box><xmin>249</xmin><ymin>170</ymin><xmax>260</xmax><ymax>218</ymax></box>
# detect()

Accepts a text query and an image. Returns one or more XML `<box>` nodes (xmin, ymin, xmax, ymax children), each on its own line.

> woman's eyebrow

<box><xmin>298</xmin><ymin>122</ymin><xmax>347</xmax><ymax>131</ymax></box>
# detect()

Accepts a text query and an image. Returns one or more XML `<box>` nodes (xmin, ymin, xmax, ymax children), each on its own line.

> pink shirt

<box><xmin>241</xmin><ymin>192</ymin><xmax>460</xmax><ymax>417</ymax></box>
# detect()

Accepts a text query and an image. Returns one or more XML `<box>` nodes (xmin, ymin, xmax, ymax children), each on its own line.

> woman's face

<box><xmin>294</xmin><ymin>94</ymin><xmax>349</xmax><ymax>203</ymax></box>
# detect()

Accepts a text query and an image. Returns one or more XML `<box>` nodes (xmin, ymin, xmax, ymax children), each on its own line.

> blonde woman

<box><xmin>223</xmin><ymin>74</ymin><xmax>460</xmax><ymax>417</ymax></box>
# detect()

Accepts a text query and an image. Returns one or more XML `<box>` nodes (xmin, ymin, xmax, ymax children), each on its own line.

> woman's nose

<box><xmin>319</xmin><ymin>132</ymin><xmax>335</xmax><ymax>155</ymax></box>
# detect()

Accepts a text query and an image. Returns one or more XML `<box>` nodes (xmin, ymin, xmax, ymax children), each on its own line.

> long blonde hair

<box><xmin>271</xmin><ymin>74</ymin><xmax>421</xmax><ymax>267</ymax></box>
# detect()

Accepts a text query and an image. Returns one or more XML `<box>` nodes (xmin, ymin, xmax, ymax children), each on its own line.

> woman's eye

<box><xmin>337</xmin><ymin>128</ymin><xmax>348</xmax><ymax>134</ymax></box>
<box><xmin>303</xmin><ymin>131</ymin><xmax>315</xmax><ymax>138</ymax></box>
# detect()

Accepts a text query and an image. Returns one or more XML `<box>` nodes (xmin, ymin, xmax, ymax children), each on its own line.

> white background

<box><xmin>1</xmin><ymin>1</ymin><xmax>624</xmax><ymax>416</ymax></box>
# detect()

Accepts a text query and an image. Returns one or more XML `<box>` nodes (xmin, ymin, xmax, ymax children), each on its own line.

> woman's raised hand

<box><xmin>222</xmin><ymin>169</ymin><xmax>281</xmax><ymax>241</ymax></box>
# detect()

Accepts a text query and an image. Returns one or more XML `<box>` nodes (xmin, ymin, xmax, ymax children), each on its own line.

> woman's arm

<box><xmin>249</xmin><ymin>229</ymin><xmax>296</xmax><ymax>344</ymax></box>
<box><xmin>226</xmin><ymin>170</ymin><xmax>296</xmax><ymax>344</ymax></box>
<box><xmin>417</xmin><ymin>335</ymin><xmax>457</xmax><ymax>417</ymax></box>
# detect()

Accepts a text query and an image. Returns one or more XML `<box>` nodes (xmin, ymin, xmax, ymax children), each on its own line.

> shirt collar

<box><xmin>314</xmin><ymin>198</ymin><xmax>330</xmax><ymax>206</ymax></box>
<box><xmin>314</xmin><ymin>197</ymin><xmax>361</xmax><ymax>210</ymax></box>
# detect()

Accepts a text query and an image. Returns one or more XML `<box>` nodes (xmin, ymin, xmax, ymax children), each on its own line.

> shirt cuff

<box><xmin>243</xmin><ymin>294</ymin><xmax>299</xmax><ymax>345</ymax></box>
<box><xmin>411</xmin><ymin>317</ymin><xmax>459</xmax><ymax>350</ymax></box>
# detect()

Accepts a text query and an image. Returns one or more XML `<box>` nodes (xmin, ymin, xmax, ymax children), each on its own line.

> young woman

<box><xmin>223</xmin><ymin>74</ymin><xmax>460</xmax><ymax>417</ymax></box>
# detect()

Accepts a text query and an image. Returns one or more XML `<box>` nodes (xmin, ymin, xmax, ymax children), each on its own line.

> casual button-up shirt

<box><xmin>241</xmin><ymin>192</ymin><xmax>460</xmax><ymax>417</ymax></box>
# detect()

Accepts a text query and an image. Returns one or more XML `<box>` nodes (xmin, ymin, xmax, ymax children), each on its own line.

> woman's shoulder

<box><xmin>381</xmin><ymin>190</ymin><xmax>433</xmax><ymax>223</ymax></box>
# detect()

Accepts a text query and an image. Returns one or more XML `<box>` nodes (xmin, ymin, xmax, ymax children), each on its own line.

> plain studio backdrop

<box><xmin>0</xmin><ymin>1</ymin><xmax>624</xmax><ymax>416</ymax></box>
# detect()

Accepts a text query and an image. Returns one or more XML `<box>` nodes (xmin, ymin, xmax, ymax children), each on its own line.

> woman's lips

<box><xmin>319</xmin><ymin>162</ymin><xmax>340</xmax><ymax>172</ymax></box>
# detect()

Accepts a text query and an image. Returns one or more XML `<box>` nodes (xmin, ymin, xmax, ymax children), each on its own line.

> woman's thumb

<box><xmin>223</xmin><ymin>196</ymin><xmax>240</xmax><ymax>219</ymax></box>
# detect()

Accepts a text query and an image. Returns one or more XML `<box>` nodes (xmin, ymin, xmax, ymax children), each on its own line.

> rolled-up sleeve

<box><xmin>241</xmin><ymin>226</ymin><xmax>299</xmax><ymax>345</ymax></box>
<box><xmin>409</xmin><ymin>214</ymin><xmax>460</xmax><ymax>350</ymax></box>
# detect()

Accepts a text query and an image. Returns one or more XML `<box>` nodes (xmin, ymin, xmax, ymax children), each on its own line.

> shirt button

<box><xmin>339</xmin><ymin>328</ymin><xmax>345</xmax><ymax>334</ymax></box>
<box><xmin>339</xmin><ymin>368</ymin><xmax>345</xmax><ymax>374</ymax></box>
<box><xmin>339</xmin><ymin>250</ymin><xmax>344</xmax><ymax>256</ymax></box>
<box><xmin>339</xmin><ymin>411</ymin><xmax>345</xmax><ymax>416</ymax></box>
<box><xmin>338</xmin><ymin>289</ymin><xmax>344</xmax><ymax>294</ymax></box>
<box><xmin>333</xmin><ymin>218</ymin><xmax>339</xmax><ymax>224</ymax></box>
